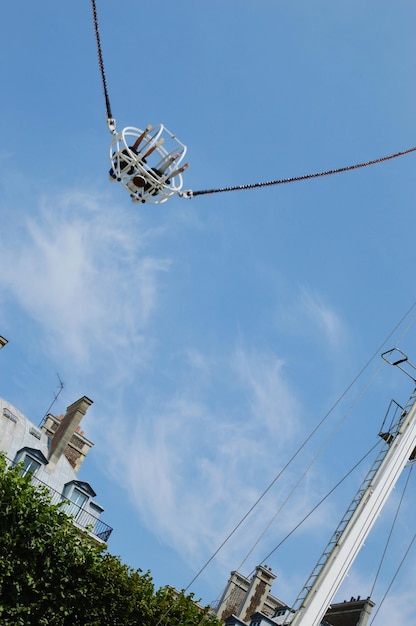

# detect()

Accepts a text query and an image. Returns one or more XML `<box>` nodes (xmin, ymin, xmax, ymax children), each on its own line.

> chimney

<box><xmin>239</xmin><ymin>565</ymin><xmax>277</xmax><ymax>622</ymax></box>
<box><xmin>47</xmin><ymin>396</ymin><xmax>93</xmax><ymax>471</ymax></box>
<box><xmin>215</xmin><ymin>571</ymin><xmax>251</xmax><ymax>620</ymax></box>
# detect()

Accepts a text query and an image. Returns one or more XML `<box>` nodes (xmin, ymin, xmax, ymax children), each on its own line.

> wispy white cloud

<box><xmin>275</xmin><ymin>286</ymin><xmax>347</xmax><ymax>354</ymax></box>
<box><xmin>0</xmin><ymin>189</ymin><xmax>170</xmax><ymax>377</ymax></box>
<box><xmin>0</xmin><ymin>186</ymin><xmax>360</xmax><ymax>603</ymax></box>
<box><xmin>300</xmin><ymin>287</ymin><xmax>346</xmax><ymax>351</ymax></box>
<box><xmin>102</xmin><ymin>342</ymin><xmax>313</xmax><ymax>578</ymax></box>
<box><xmin>233</xmin><ymin>346</ymin><xmax>301</xmax><ymax>440</ymax></box>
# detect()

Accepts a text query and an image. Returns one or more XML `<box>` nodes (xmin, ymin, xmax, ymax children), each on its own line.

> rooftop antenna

<box><xmin>38</xmin><ymin>373</ymin><xmax>64</xmax><ymax>427</ymax></box>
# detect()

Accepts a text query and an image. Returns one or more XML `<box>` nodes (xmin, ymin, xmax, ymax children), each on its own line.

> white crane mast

<box><xmin>285</xmin><ymin>349</ymin><xmax>416</xmax><ymax>626</ymax></box>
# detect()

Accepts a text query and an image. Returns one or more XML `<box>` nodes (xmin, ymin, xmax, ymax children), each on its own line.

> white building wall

<box><xmin>0</xmin><ymin>396</ymin><xmax>109</xmax><ymax>542</ymax></box>
<box><xmin>0</xmin><ymin>397</ymin><xmax>76</xmax><ymax>490</ymax></box>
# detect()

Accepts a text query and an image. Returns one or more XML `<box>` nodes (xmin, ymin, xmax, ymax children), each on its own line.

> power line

<box><xmin>369</xmin><ymin>465</ymin><xmax>413</xmax><ymax>600</ymax></box>
<box><xmin>369</xmin><ymin>510</ymin><xmax>416</xmax><ymax>625</ymax></box>
<box><xmin>175</xmin><ymin>301</ymin><xmax>416</xmax><ymax>604</ymax></box>
<box><xmin>238</xmin><ymin>362</ymin><xmax>385</xmax><ymax>573</ymax></box>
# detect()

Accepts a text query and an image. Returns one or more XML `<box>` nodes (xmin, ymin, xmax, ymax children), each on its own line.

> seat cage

<box><xmin>109</xmin><ymin>125</ymin><xmax>187</xmax><ymax>204</ymax></box>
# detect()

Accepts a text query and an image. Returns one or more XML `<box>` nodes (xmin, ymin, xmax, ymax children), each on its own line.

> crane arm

<box><xmin>286</xmin><ymin>357</ymin><xmax>416</xmax><ymax>626</ymax></box>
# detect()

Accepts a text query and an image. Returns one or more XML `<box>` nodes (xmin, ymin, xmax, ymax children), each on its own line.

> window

<box><xmin>2</xmin><ymin>407</ymin><xmax>17</xmax><ymax>423</ymax></box>
<box><xmin>14</xmin><ymin>447</ymin><xmax>48</xmax><ymax>476</ymax></box>
<box><xmin>62</xmin><ymin>481</ymin><xmax>96</xmax><ymax>523</ymax></box>
<box><xmin>29</xmin><ymin>427</ymin><xmax>41</xmax><ymax>439</ymax></box>
<box><xmin>64</xmin><ymin>488</ymin><xmax>88</xmax><ymax>519</ymax></box>
<box><xmin>20</xmin><ymin>455</ymin><xmax>41</xmax><ymax>476</ymax></box>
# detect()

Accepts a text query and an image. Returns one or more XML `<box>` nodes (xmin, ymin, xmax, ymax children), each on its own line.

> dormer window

<box><xmin>62</xmin><ymin>480</ymin><xmax>96</xmax><ymax>521</ymax></box>
<box><xmin>65</xmin><ymin>488</ymin><xmax>88</xmax><ymax>518</ymax></box>
<box><xmin>14</xmin><ymin>447</ymin><xmax>48</xmax><ymax>477</ymax></box>
<box><xmin>21</xmin><ymin>455</ymin><xmax>41</xmax><ymax>476</ymax></box>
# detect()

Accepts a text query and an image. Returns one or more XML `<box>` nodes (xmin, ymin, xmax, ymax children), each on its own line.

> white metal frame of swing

<box><xmin>109</xmin><ymin>125</ymin><xmax>187</xmax><ymax>205</ymax></box>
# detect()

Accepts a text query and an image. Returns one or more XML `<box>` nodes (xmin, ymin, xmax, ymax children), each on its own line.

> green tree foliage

<box><xmin>0</xmin><ymin>457</ymin><xmax>221</xmax><ymax>626</ymax></box>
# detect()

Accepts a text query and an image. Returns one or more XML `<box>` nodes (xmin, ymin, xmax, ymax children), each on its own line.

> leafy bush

<box><xmin>0</xmin><ymin>456</ymin><xmax>221</xmax><ymax>626</ymax></box>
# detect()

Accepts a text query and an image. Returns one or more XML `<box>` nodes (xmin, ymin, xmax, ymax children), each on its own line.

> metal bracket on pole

<box><xmin>381</xmin><ymin>348</ymin><xmax>416</xmax><ymax>382</ymax></box>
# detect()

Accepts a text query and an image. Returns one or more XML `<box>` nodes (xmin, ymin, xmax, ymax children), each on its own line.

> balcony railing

<box><xmin>5</xmin><ymin>458</ymin><xmax>113</xmax><ymax>542</ymax></box>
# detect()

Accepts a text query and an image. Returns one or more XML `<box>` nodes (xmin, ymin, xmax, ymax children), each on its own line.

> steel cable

<box><xmin>185</xmin><ymin>146</ymin><xmax>416</xmax><ymax>198</ymax></box>
<box><xmin>90</xmin><ymin>0</ymin><xmax>114</xmax><ymax>125</ymax></box>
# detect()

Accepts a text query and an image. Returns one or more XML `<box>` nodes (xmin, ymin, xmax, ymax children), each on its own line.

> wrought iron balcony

<box><xmin>6</xmin><ymin>457</ymin><xmax>113</xmax><ymax>542</ymax></box>
<box><xmin>33</xmin><ymin>473</ymin><xmax>113</xmax><ymax>542</ymax></box>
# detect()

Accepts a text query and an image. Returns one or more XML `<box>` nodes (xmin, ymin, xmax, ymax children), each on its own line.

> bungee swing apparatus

<box><xmin>109</xmin><ymin>125</ymin><xmax>188</xmax><ymax>205</ymax></box>
<box><xmin>91</xmin><ymin>0</ymin><xmax>415</xmax><ymax>206</ymax></box>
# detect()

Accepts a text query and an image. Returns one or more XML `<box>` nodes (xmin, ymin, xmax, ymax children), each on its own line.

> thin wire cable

<box><xmin>189</xmin><ymin>302</ymin><xmax>416</xmax><ymax>584</ymax></box>
<box><xmin>236</xmin><ymin>361</ymin><xmax>384</xmax><ymax>573</ymax></box>
<box><xmin>90</xmin><ymin>0</ymin><xmax>113</xmax><ymax>122</ymax></box>
<box><xmin>260</xmin><ymin>441</ymin><xmax>380</xmax><ymax>565</ymax></box>
<box><xmin>208</xmin><ymin>440</ymin><xmax>380</xmax><ymax>625</ymax></box>
<box><xmin>369</xmin><ymin>526</ymin><xmax>416</xmax><ymax>625</ymax></box>
<box><xmin>184</xmin><ymin>304</ymin><xmax>416</xmax><ymax>626</ymax></box>
<box><xmin>38</xmin><ymin>373</ymin><xmax>64</xmax><ymax>428</ymax></box>
<box><xmin>156</xmin><ymin>301</ymin><xmax>416</xmax><ymax>626</ymax></box>
<box><xmin>369</xmin><ymin>465</ymin><xmax>413</xmax><ymax>599</ymax></box>
<box><xmin>187</xmin><ymin>146</ymin><xmax>416</xmax><ymax>198</ymax></box>
<box><xmin>395</xmin><ymin>309</ymin><xmax>416</xmax><ymax>346</ymax></box>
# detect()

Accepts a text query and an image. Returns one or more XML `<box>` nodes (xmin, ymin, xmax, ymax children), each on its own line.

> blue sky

<box><xmin>1</xmin><ymin>0</ymin><xmax>416</xmax><ymax>623</ymax></box>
